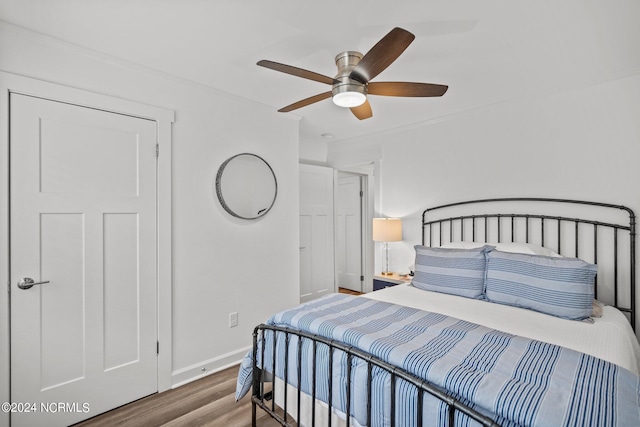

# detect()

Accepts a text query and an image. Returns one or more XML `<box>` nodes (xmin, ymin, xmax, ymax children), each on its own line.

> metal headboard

<box><xmin>421</xmin><ymin>198</ymin><xmax>636</xmax><ymax>330</ymax></box>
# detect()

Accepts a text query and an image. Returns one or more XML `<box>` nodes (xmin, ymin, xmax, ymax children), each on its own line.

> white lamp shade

<box><xmin>372</xmin><ymin>218</ymin><xmax>402</xmax><ymax>242</ymax></box>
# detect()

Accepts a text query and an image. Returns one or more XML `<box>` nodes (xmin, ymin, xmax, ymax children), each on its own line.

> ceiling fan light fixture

<box><xmin>332</xmin><ymin>79</ymin><xmax>367</xmax><ymax>108</ymax></box>
<box><xmin>332</xmin><ymin>91</ymin><xmax>366</xmax><ymax>108</ymax></box>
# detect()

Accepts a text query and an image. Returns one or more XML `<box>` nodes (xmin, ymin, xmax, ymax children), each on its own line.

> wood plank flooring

<box><xmin>337</xmin><ymin>287</ymin><xmax>362</xmax><ymax>295</ymax></box>
<box><xmin>74</xmin><ymin>365</ymin><xmax>283</xmax><ymax>427</ymax></box>
<box><xmin>76</xmin><ymin>289</ymin><xmax>361</xmax><ymax>427</ymax></box>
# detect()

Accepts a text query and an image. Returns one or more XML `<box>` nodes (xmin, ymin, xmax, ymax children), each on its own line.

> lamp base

<box><xmin>381</xmin><ymin>271</ymin><xmax>394</xmax><ymax>276</ymax></box>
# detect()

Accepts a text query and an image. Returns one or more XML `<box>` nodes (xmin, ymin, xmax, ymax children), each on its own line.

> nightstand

<box><xmin>373</xmin><ymin>273</ymin><xmax>412</xmax><ymax>291</ymax></box>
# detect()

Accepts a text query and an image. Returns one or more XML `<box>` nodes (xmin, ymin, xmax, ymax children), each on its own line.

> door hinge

<box><xmin>157</xmin><ymin>341</ymin><xmax>159</xmax><ymax>354</ymax></box>
<box><xmin>359</xmin><ymin>190</ymin><xmax>363</xmax><ymax>197</ymax></box>
<box><xmin>360</xmin><ymin>275</ymin><xmax>364</xmax><ymax>282</ymax></box>
<box><xmin>156</xmin><ymin>144</ymin><xmax>159</xmax><ymax>157</ymax></box>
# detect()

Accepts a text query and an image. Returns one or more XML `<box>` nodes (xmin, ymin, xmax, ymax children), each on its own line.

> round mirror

<box><xmin>215</xmin><ymin>153</ymin><xmax>278</xmax><ymax>220</ymax></box>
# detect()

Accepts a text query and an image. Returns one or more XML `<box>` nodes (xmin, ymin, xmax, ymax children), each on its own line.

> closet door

<box><xmin>336</xmin><ymin>173</ymin><xmax>363</xmax><ymax>292</ymax></box>
<box><xmin>10</xmin><ymin>93</ymin><xmax>158</xmax><ymax>426</ymax></box>
<box><xmin>299</xmin><ymin>164</ymin><xmax>334</xmax><ymax>303</ymax></box>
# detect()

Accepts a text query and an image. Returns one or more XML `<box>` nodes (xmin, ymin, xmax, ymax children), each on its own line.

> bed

<box><xmin>236</xmin><ymin>198</ymin><xmax>640</xmax><ymax>426</ymax></box>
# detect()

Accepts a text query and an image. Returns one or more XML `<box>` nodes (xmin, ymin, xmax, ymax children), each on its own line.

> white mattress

<box><xmin>362</xmin><ymin>283</ymin><xmax>640</xmax><ymax>375</ymax></box>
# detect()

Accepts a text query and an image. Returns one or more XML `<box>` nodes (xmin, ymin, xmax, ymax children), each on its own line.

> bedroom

<box><xmin>0</xmin><ymin>1</ymin><xmax>639</xmax><ymax>426</ymax></box>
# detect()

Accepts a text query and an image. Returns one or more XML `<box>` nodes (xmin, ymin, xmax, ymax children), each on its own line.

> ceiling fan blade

<box><xmin>350</xmin><ymin>100</ymin><xmax>373</xmax><ymax>120</ymax></box>
<box><xmin>368</xmin><ymin>82</ymin><xmax>448</xmax><ymax>97</ymax></box>
<box><xmin>258</xmin><ymin>60</ymin><xmax>337</xmax><ymax>85</ymax></box>
<box><xmin>278</xmin><ymin>92</ymin><xmax>332</xmax><ymax>113</ymax></box>
<box><xmin>350</xmin><ymin>27</ymin><xmax>415</xmax><ymax>84</ymax></box>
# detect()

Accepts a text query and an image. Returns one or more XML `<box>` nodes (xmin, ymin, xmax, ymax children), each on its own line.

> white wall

<box><xmin>300</xmin><ymin>139</ymin><xmax>329</xmax><ymax>165</ymax></box>
<box><xmin>0</xmin><ymin>23</ymin><xmax>300</xmax><ymax>391</ymax></box>
<box><xmin>329</xmin><ymin>72</ymin><xmax>640</xmax><ymax>311</ymax></box>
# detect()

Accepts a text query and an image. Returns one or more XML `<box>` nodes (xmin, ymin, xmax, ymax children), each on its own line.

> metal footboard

<box><xmin>251</xmin><ymin>324</ymin><xmax>500</xmax><ymax>427</ymax></box>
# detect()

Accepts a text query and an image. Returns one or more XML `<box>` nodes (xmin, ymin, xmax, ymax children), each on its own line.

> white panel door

<box><xmin>10</xmin><ymin>93</ymin><xmax>158</xmax><ymax>426</ymax></box>
<box><xmin>336</xmin><ymin>174</ymin><xmax>363</xmax><ymax>292</ymax></box>
<box><xmin>299</xmin><ymin>164</ymin><xmax>334</xmax><ymax>303</ymax></box>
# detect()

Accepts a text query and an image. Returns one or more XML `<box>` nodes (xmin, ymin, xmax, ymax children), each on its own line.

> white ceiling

<box><xmin>1</xmin><ymin>0</ymin><xmax>638</xmax><ymax>145</ymax></box>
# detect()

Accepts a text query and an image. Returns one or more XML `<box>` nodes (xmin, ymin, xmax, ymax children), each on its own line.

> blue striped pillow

<box><xmin>411</xmin><ymin>245</ymin><xmax>491</xmax><ymax>299</ymax></box>
<box><xmin>485</xmin><ymin>250</ymin><xmax>597</xmax><ymax>320</ymax></box>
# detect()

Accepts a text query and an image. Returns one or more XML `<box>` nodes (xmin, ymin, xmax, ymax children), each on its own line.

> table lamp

<box><xmin>373</xmin><ymin>217</ymin><xmax>402</xmax><ymax>275</ymax></box>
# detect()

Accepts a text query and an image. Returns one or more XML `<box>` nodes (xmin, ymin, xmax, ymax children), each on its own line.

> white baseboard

<box><xmin>170</xmin><ymin>345</ymin><xmax>251</xmax><ymax>389</ymax></box>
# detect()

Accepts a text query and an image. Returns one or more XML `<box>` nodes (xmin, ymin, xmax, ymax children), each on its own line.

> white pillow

<box><xmin>441</xmin><ymin>241</ymin><xmax>561</xmax><ymax>257</ymax></box>
<box><xmin>440</xmin><ymin>241</ymin><xmax>487</xmax><ymax>250</ymax></box>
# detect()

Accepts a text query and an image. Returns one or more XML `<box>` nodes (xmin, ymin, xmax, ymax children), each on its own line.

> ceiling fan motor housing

<box><xmin>332</xmin><ymin>51</ymin><xmax>367</xmax><ymax>106</ymax></box>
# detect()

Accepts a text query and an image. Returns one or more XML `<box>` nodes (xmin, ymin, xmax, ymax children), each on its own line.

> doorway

<box><xmin>0</xmin><ymin>72</ymin><xmax>174</xmax><ymax>427</ymax></box>
<box><xmin>335</xmin><ymin>172</ymin><xmax>365</xmax><ymax>292</ymax></box>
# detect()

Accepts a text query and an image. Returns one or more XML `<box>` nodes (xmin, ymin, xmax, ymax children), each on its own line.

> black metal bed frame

<box><xmin>250</xmin><ymin>198</ymin><xmax>636</xmax><ymax>427</ymax></box>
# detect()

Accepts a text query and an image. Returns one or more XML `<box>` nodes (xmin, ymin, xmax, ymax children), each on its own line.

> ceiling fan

<box><xmin>257</xmin><ymin>27</ymin><xmax>448</xmax><ymax>120</ymax></box>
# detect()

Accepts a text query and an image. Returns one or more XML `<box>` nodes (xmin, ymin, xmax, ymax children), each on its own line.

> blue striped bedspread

<box><xmin>236</xmin><ymin>294</ymin><xmax>640</xmax><ymax>426</ymax></box>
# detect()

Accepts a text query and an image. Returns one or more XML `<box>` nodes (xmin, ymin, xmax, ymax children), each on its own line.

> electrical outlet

<box><xmin>229</xmin><ymin>312</ymin><xmax>238</xmax><ymax>328</ymax></box>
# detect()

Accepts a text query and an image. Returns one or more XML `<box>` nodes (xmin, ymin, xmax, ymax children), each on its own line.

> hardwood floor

<box><xmin>338</xmin><ymin>287</ymin><xmax>362</xmax><ymax>295</ymax></box>
<box><xmin>74</xmin><ymin>365</ymin><xmax>284</xmax><ymax>427</ymax></box>
<box><xmin>78</xmin><ymin>290</ymin><xmax>362</xmax><ymax>427</ymax></box>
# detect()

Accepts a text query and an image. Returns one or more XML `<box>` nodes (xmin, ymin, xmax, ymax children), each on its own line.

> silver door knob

<box><xmin>17</xmin><ymin>277</ymin><xmax>50</xmax><ymax>290</ymax></box>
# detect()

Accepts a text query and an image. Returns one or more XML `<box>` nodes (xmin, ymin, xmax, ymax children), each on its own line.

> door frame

<box><xmin>0</xmin><ymin>71</ymin><xmax>175</xmax><ymax>425</ymax></box>
<box><xmin>333</xmin><ymin>166</ymin><xmax>374</xmax><ymax>293</ymax></box>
